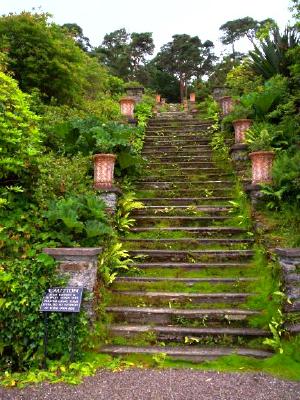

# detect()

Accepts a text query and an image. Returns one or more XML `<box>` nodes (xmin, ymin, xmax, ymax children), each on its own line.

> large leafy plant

<box><xmin>44</xmin><ymin>194</ymin><xmax>114</xmax><ymax>247</ymax></box>
<box><xmin>249</xmin><ymin>26</ymin><xmax>300</xmax><ymax>79</ymax></box>
<box><xmin>245</xmin><ymin>121</ymin><xmax>280</xmax><ymax>152</ymax></box>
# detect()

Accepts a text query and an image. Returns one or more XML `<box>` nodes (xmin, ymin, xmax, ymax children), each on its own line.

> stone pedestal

<box><xmin>275</xmin><ymin>248</ymin><xmax>300</xmax><ymax>334</ymax></box>
<box><xmin>189</xmin><ymin>93</ymin><xmax>196</xmax><ymax>102</ymax></box>
<box><xmin>43</xmin><ymin>247</ymin><xmax>103</xmax><ymax>320</ymax></box>
<box><xmin>93</xmin><ymin>153</ymin><xmax>116</xmax><ymax>190</ymax></box>
<box><xmin>125</xmin><ymin>86</ymin><xmax>144</xmax><ymax>103</ymax></box>
<box><xmin>230</xmin><ymin>143</ymin><xmax>249</xmax><ymax>162</ymax></box>
<box><xmin>249</xmin><ymin>151</ymin><xmax>275</xmax><ymax>185</ymax></box>
<box><xmin>245</xmin><ymin>183</ymin><xmax>265</xmax><ymax>207</ymax></box>
<box><xmin>96</xmin><ymin>186</ymin><xmax>122</xmax><ymax>214</ymax></box>
<box><xmin>219</xmin><ymin>96</ymin><xmax>233</xmax><ymax>116</ymax></box>
<box><xmin>233</xmin><ymin>119</ymin><xmax>252</xmax><ymax>144</ymax></box>
<box><xmin>120</xmin><ymin>98</ymin><xmax>135</xmax><ymax>119</ymax></box>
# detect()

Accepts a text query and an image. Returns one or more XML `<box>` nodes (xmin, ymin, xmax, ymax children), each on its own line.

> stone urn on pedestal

<box><xmin>93</xmin><ymin>154</ymin><xmax>116</xmax><ymax>190</ymax></box>
<box><xmin>249</xmin><ymin>151</ymin><xmax>275</xmax><ymax>185</ymax></box>
<box><xmin>189</xmin><ymin>92</ymin><xmax>196</xmax><ymax>102</ymax></box>
<box><xmin>245</xmin><ymin>123</ymin><xmax>276</xmax><ymax>206</ymax></box>
<box><xmin>233</xmin><ymin>119</ymin><xmax>252</xmax><ymax>144</ymax></box>
<box><xmin>219</xmin><ymin>96</ymin><xmax>233</xmax><ymax>116</ymax></box>
<box><xmin>119</xmin><ymin>98</ymin><xmax>135</xmax><ymax>119</ymax></box>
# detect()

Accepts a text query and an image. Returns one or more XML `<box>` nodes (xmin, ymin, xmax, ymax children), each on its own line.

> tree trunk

<box><xmin>180</xmin><ymin>78</ymin><xmax>185</xmax><ymax>103</ymax></box>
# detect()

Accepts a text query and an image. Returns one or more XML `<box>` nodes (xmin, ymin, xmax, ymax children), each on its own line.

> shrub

<box><xmin>0</xmin><ymin>254</ymin><xmax>89</xmax><ymax>371</ymax></box>
<box><xmin>0</xmin><ymin>71</ymin><xmax>41</xmax><ymax>182</ymax></box>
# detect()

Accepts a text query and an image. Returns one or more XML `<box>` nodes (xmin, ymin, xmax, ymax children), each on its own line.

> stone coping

<box><xmin>275</xmin><ymin>248</ymin><xmax>300</xmax><ymax>257</ymax></box>
<box><xmin>44</xmin><ymin>248</ymin><xmax>102</xmax><ymax>257</ymax></box>
<box><xmin>95</xmin><ymin>185</ymin><xmax>122</xmax><ymax>194</ymax></box>
<box><xmin>229</xmin><ymin>143</ymin><xmax>248</xmax><ymax>152</ymax></box>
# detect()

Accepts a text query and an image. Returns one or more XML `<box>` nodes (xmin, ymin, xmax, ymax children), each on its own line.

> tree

<box><xmin>220</xmin><ymin>17</ymin><xmax>277</xmax><ymax>56</ymax></box>
<box><xmin>62</xmin><ymin>23</ymin><xmax>91</xmax><ymax>52</ymax></box>
<box><xmin>0</xmin><ymin>12</ymin><xmax>91</xmax><ymax>105</ymax></box>
<box><xmin>129</xmin><ymin>32</ymin><xmax>154</xmax><ymax>78</ymax></box>
<box><xmin>154</xmin><ymin>34</ymin><xmax>216</xmax><ymax>101</ymax></box>
<box><xmin>94</xmin><ymin>28</ymin><xmax>154</xmax><ymax>81</ymax></box>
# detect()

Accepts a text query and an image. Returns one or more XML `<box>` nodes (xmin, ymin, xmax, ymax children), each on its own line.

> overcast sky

<box><xmin>0</xmin><ymin>0</ymin><xmax>294</xmax><ymax>56</ymax></box>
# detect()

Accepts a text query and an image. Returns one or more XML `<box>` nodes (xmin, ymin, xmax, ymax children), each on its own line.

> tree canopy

<box><xmin>94</xmin><ymin>28</ymin><xmax>154</xmax><ymax>81</ymax></box>
<box><xmin>154</xmin><ymin>34</ymin><xmax>216</xmax><ymax>101</ymax></box>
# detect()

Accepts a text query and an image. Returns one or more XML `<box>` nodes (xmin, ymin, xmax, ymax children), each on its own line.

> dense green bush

<box><xmin>0</xmin><ymin>71</ymin><xmax>41</xmax><ymax>183</ymax></box>
<box><xmin>0</xmin><ymin>254</ymin><xmax>90</xmax><ymax>371</ymax></box>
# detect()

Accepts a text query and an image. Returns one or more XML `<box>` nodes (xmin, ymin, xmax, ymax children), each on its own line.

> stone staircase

<box><xmin>101</xmin><ymin>113</ymin><xmax>272</xmax><ymax>361</ymax></box>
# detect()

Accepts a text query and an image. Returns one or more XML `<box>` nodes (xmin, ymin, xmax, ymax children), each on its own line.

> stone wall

<box><xmin>43</xmin><ymin>247</ymin><xmax>102</xmax><ymax>320</ymax></box>
<box><xmin>275</xmin><ymin>248</ymin><xmax>300</xmax><ymax>334</ymax></box>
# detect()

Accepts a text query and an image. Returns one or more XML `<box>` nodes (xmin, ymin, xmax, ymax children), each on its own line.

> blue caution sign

<box><xmin>40</xmin><ymin>287</ymin><xmax>83</xmax><ymax>313</ymax></box>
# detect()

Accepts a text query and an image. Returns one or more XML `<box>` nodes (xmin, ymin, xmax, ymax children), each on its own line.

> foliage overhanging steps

<box><xmin>101</xmin><ymin>111</ymin><xmax>272</xmax><ymax>362</ymax></box>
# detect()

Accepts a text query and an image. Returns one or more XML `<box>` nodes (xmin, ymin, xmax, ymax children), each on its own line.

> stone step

<box><xmin>129</xmin><ymin>261</ymin><xmax>251</xmax><ymax>269</ymax></box>
<box><xmin>137</xmin><ymin>197</ymin><xmax>233</xmax><ymax>206</ymax></box>
<box><xmin>144</xmin><ymin>137</ymin><xmax>210</xmax><ymax>143</ymax></box>
<box><xmin>130</xmin><ymin>226</ymin><xmax>246</xmax><ymax>237</ymax></box>
<box><xmin>137</xmin><ymin>189</ymin><xmax>233</xmax><ymax>198</ymax></box>
<box><xmin>122</xmin><ymin>238</ymin><xmax>253</xmax><ymax>250</ymax></box>
<box><xmin>145</xmin><ymin>155</ymin><xmax>215</xmax><ymax>162</ymax></box>
<box><xmin>100</xmin><ymin>345</ymin><xmax>272</xmax><ymax>362</ymax></box>
<box><xmin>147</xmin><ymin>161</ymin><xmax>219</xmax><ymax>168</ymax></box>
<box><xmin>115</xmin><ymin>277</ymin><xmax>256</xmax><ymax>283</ymax></box>
<box><xmin>142</xmin><ymin>146</ymin><xmax>212</xmax><ymax>153</ymax></box>
<box><xmin>109</xmin><ymin>324</ymin><xmax>268</xmax><ymax>342</ymax></box>
<box><xmin>128</xmin><ymin>249</ymin><xmax>253</xmax><ymax>262</ymax></box>
<box><xmin>132</xmin><ymin>215</ymin><xmax>230</xmax><ymax>228</ymax></box>
<box><xmin>137</xmin><ymin>180</ymin><xmax>234</xmax><ymax>188</ymax></box>
<box><xmin>148</xmin><ymin>120</ymin><xmax>212</xmax><ymax>126</ymax></box>
<box><xmin>106</xmin><ymin>306</ymin><xmax>259</xmax><ymax>325</ymax></box>
<box><xmin>133</xmin><ymin>205</ymin><xmax>232</xmax><ymax>216</ymax></box>
<box><xmin>141</xmin><ymin>172</ymin><xmax>233</xmax><ymax>180</ymax></box>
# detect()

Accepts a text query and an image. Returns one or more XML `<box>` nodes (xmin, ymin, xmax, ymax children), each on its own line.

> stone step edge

<box><xmin>128</xmin><ymin>249</ymin><xmax>254</xmax><ymax>255</ymax></box>
<box><xmin>109</xmin><ymin>324</ymin><xmax>268</xmax><ymax>337</ymax></box>
<box><xmin>115</xmin><ymin>277</ymin><xmax>256</xmax><ymax>283</ymax></box>
<box><xmin>128</xmin><ymin>262</ymin><xmax>251</xmax><ymax>268</ymax></box>
<box><xmin>99</xmin><ymin>345</ymin><xmax>272</xmax><ymax>359</ymax></box>
<box><xmin>113</xmin><ymin>291</ymin><xmax>254</xmax><ymax>299</ymax></box>
<box><xmin>130</xmin><ymin>226</ymin><xmax>246</xmax><ymax>232</ymax></box>
<box><xmin>106</xmin><ymin>306</ymin><xmax>259</xmax><ymax>316</ymax></box>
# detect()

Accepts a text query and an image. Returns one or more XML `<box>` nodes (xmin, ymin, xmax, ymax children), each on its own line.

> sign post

<box><xmin>40</xmin><ymin>287</ymin><xmax>83</xmax><ymax>368</ymax></box>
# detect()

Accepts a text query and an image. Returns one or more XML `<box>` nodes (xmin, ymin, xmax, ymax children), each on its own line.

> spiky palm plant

<box><xmin>249</xmin><ymin>26</ymin><xmax>300</xmax><ymax>79</ymax></box>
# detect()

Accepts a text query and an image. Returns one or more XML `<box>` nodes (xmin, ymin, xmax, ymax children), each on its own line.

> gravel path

<box><xmin>1</xmin><ymin>369</ymin><xmax>300</xmax><ymax>400</ymax></box>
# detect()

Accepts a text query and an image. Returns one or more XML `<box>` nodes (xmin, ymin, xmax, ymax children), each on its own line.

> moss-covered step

<box><xmin>144</xmin><ymin>137</ymin><xmax>210</xmax><ymax>145</ymax></box>
<box><xmin>135</xmin><ymin>197</ymin><xmax>234</xmax><ymax>206</ymax></box>
<box><xmin>130</xmin><ymin>226</ymin><xmax>248</xmax><ymax>237</ymax></box>
<box><xmin>139</xmin><ymin>172</ymin><xmax>233</xmax><ymax>181</ymax></box>
<box><xmin>99</xmin><ymin>345</ymin><xmax>272</xmax><ymax>362</ymax></box>
<box><xmin>133</xmin><ymin>205</ymin><xmax>232</xmax><ymax>216</ymax></box>
<box><xmin>108</xmin><ymin>325</ymin><xmax>268</xmax><ymax>343</ymax></box>
<box><xmin>111</xmin><ymin>279</ymin><xmax>253</xmax><ymax>295</ymax></box>
<box><xmin>106</xmin><ymin>306</ymin><xmax>260</xmax><ymax>326</ymax></box>
<box><xmin>147</xmin><ymin>161</ymin><xmax>217</xmax><ymax>168</ymax></box>
<box><xmin>122</xmin><ymin>238</ymin><xmax>253</xmax><ymax>251</ymax></box>
<box><xmin>131</xmin><ymin>216</ymin><xmax>230</xmax><ymax>228</ymax></box>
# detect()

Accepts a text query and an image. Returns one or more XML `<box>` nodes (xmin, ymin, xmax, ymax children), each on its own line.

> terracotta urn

<box><xmin>155</xmin><ymin>94</ymin><xmax>161</xmax><ymax>103</ymax></box>
<box><xmin>249</xmin><ymin>151</ymin><xmax>275</xmax><ymax>185</ymax></box>
<box><xmin>233</xmin><ymin>119</ymin><xmax>252</xmax><ymax>144</ymax></box>
<box><xmin>119</xmin><ymin>98</ymin><xmax>135</xmax><ymax>118</ymax></box>
<box><xmin>93</xmin><ymin>154</ymin><xmax>116</xmax><ymax>189</ymax></box>
<box><xmin>190</xmin><ymin>92</ymin><xmax>196</xmax><ymax>102</ymax></box>
<box><xmin>219</xmin><ymin>96</ymin><xmax>233</xmax><ymax>116</ymax></box>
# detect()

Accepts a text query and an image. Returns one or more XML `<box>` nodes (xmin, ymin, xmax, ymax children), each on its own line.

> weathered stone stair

<box><xmin>101</xmin><ymin>113</ymin><xmax>272</xmax><ymax>361</ymax></box>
